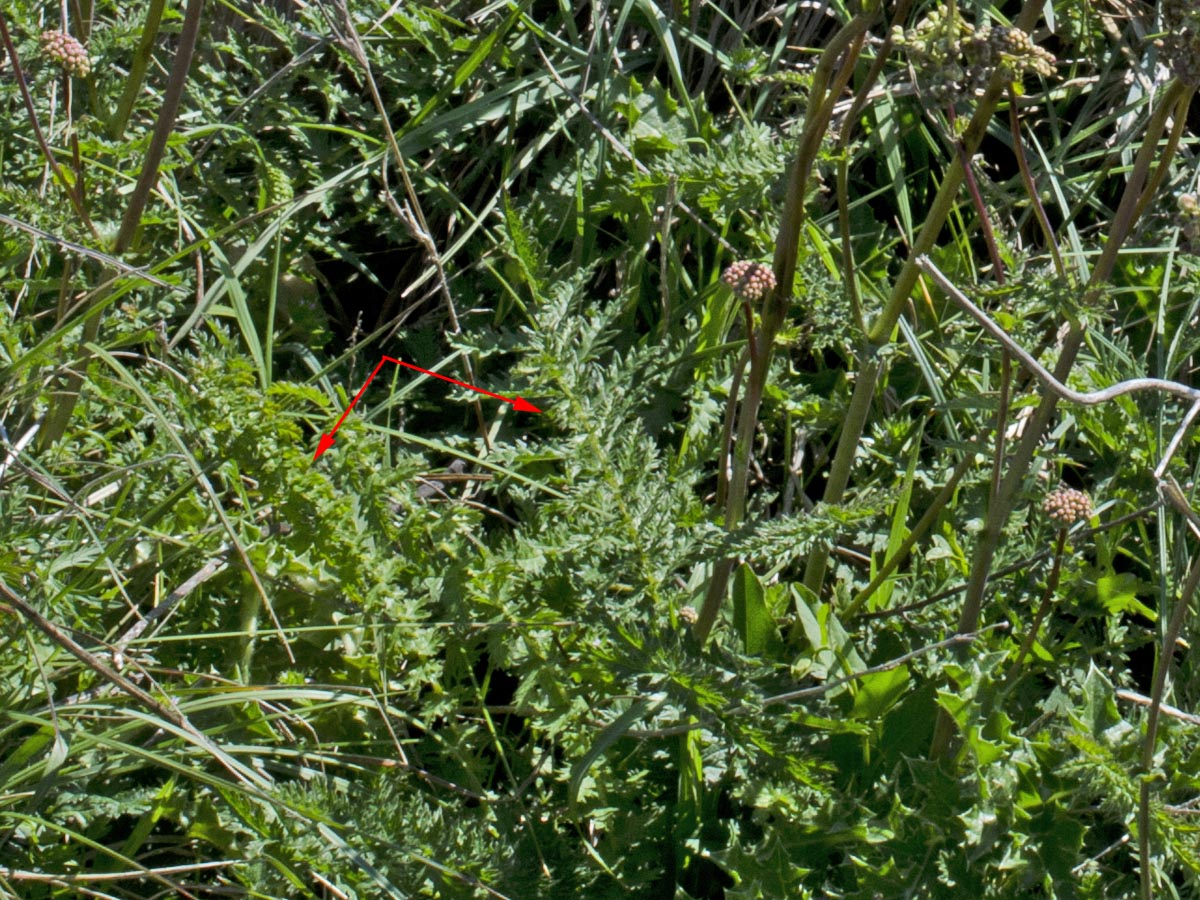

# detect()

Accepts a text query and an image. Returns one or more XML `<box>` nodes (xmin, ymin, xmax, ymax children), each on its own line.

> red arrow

<box><xmin>313</xmin><ymin>355</ymin><xmax>541</xmax><ymax>460</ymax></box>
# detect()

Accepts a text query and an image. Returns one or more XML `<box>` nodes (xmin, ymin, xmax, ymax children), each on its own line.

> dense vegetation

<box><xmin>3</xmin><ymin>1</ymin><xmax>1200</xmax><ymax>897</ymax></box>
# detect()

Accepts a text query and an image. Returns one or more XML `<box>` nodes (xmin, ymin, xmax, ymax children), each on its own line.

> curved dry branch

<box><xmin>917</xmin><ymin>255</ymin><xmax>1200</xmax><ymax>408</ymax></box>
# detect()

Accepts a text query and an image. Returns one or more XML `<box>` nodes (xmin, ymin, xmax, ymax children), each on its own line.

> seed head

<box><xmin>893</xmin><ymin>13</ymin><xmax>1054</xmax><ymax>102</ymax></box>
<box><xmin>1043</xmin><ymin>487</ymin><xmax>1092</xmax><ymax>527</ymax></box>
<box><xmin>721</xmin><ymin>261</ymin><xmax>776</xmax><ymax>302</ymax></box>
<box><xmin>892</xmin><ymin>10</ymin><xmax>972</xmax><ymax>101</ymax></box>
<box><xmin>40</xmin><ymin>31</ymin><xmax>90</xmax><ymax>78</ymax></box>
<box><xmin>1177</xmin><ymin>193</ymin><xmax>1200</xmax><ymax>252</ymax></box>
<box><xmin>260</xmin><ymin>162</ymin><xmax>294</xmax><ymax>208</ymax></box>
<box><xmin>1160</xmin><ymin>0</ymin><xmax>1200</xmax><ymax>88</ymax></box>
<box><xmin>968</xmin><ymin>25</ymin><xmax>1056</xmax><ymax>80</ymax></box>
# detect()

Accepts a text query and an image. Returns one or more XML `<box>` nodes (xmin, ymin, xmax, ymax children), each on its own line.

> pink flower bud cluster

<box><xmin>1043</xmin><ymin>487</ymin><xmax>1092</xmax><ymax>526</ymax></box>
<box><xmin>41</xmin><ymin>31</ymin><xmax>90</xmax><ymax>77</ymax></box>
<box><xmin>721</xmin><ymin>261</ymin><xmax>776</xmax><ymax>302</ymax></box>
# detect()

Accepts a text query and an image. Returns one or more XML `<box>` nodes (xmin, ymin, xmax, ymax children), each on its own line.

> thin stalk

<box><xmin>0</xmin><ymin>15</ymin><xmax>97</xmax><ymax>238</ymax></box>
<box><xmin>694</xmin><ymin>309</ymin><xmax>775</xmax><ymax>644</ymax></box>
<box><xmin>113</xmin><ymin>0</ymin><xmax>205</xmax><ymax>256</ymax></box>
<box><xmin>838</xmin><ymin>0</ymin><xmax>913</xmax><ymax>138</ymax></box>
<box><xmin>832</xmin><ymin>0</ymin><xmax>912</xmax><ymax>334</ymax></box>
<box><xmin>1008</xmin><ymin>85</ymin><xmax>1066</xmax><ymax>279</ymax></box>
<box><xmin>771</xmin><ymin>14</ymin><xmax>874</xmax><ymax>333</ymax></box>
<box><xmin>990</xmin><ymin>352</ymin><xmax>1011</xmax><ymax>510</ymax></box>
<box><xmin>108</xmin><ymin>0</ymin><xmax>167</xmax><ymax>141</ymax></box>
<box><xmin>1130</xmin><ymin>83</ymin><xmax>1195</xmax><ymax>228</ymax></box>
<box><xmin>715</xmin><ymin>346</ymin><xmax>750</xmax><ymax>513</ymax></box>
<box><xmin>1098</xmin><ymin>81</ymin><xmax>1191</xmax><ymax>281</ymax></box>
<box><xmin>954</xmin><ymin>107</ymin><xmax>1011</xmax><ymax>514</ymax></box>
<box><xmin>950</xmin><ymin>106</ymin><xmax>1005</xmax><ymax>282</ymax></box>
<box><xmin>723</xmin><ymin>331</ymin><xmax>772</xmax><ymax>534</ymax></box>
<box><xmin>1005</xmin><ymin>528</ymin><xmax>1067</xmax><ymax>682</ymax></box>
<box><xmin>836</xmin><ymin>149</ymin><xmax>866</xmax><ymax>334</ymax></box>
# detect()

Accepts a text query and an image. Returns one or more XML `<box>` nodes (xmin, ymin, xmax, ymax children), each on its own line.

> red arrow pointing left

<box><xmin>313</xmin><ymin>355</ymin><xmax>541</xmax><ymax>460</ymax></box>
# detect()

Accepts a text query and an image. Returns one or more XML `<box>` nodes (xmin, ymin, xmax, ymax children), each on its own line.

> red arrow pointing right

<box><xmin>313</xmin><ymin>355</ymin><xmax>541</xmax><ymax>461</ymax></box>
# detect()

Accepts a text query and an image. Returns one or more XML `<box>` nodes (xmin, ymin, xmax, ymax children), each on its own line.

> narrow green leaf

<box><xmin>569</xmin><ymin>694</ymin><xmax>665</xmax><ymax>812</ymax></box>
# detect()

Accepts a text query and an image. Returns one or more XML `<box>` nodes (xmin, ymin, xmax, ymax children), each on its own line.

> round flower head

<box><xmin>1043</xmin><ymin>487</ymin><xmax>1092</xmax><ymax>527</ymax></box>
<box><xmin>721</xmin><ymin>261</ymin><xmax>776</xmax><ymax>302</ymax></box>
<box><xmin>41</xmin><ymin>31</ymin><xmax>90</xmax><ymax>78</ymax></box>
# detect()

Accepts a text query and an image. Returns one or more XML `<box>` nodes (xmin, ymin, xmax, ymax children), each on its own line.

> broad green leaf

<box><xmin>850</xmin><ymin>664</ymin><xmax>909</xmax><ymax>721</ymax></box>
<box><xmin>732</xmin><ymin>563</ymin><xmax>774</xmax><ymax>655</ymax></box>
<box><xmin>1096</xmin><ymin>572</ymin><xmax>1156</xmax><ymax>621</ymax></box>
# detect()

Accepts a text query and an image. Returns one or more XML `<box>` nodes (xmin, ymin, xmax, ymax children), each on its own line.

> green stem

<box><xmin>0</xmin><ymin>14</ymin><xmax>97</xmax><ymax>239</ymax></box>
<box><xmin>1008</xmin><ymin>85</ymin><xmax>1066</xmax><ymax>279</ymax></box>
<box><xmin>693</xmin><ymin>328</ymin><xmax>775</xmax><ymax>645</ymax></box>
<box><xmin>836</xmin><ymin>149</ymin><xmax>866</xmax><ymax>334</ymax></box>
<box><xmin>114</xmin><ymin>0</ymin><xmax>206</xmax><ymax>255</ymax></box>
<box><xmin>715</xmin><ymin>346</ymin><xmax>750</xmax><ymax>514</ymax></box>
<box><xmin>844</xmin><ymin>436</ymin><xmax>976</xmax><ymax>619</ymax></box>
<box><xmin>990</xmin><ymin>352</ymin><xmax>1011</xmax><ymax>509</ymax></box>
<box><xmin>109</xmin><ymin>0</ymin><xmax>167</xmax><ymax>141</ymax></box>
<box><xmin>1005</xmin><ymin>528</ymin><xmax>1067</xmax><ymax>682</ymax></box>
<box><xmin>951</xmin><ymin>104</ymin><xmax>1005</xmax><ymax>282</ymax></box>
<box><xmin>770</xmin><ymin>14</ymin><xmax>873</xmax><ymax>332</ymax></box>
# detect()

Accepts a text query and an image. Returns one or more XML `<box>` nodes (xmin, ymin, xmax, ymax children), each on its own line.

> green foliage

<box><xmin>1</xmin><ymin>1</ymin><xmax>1200</xmax><ymax>898</ymax></box>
